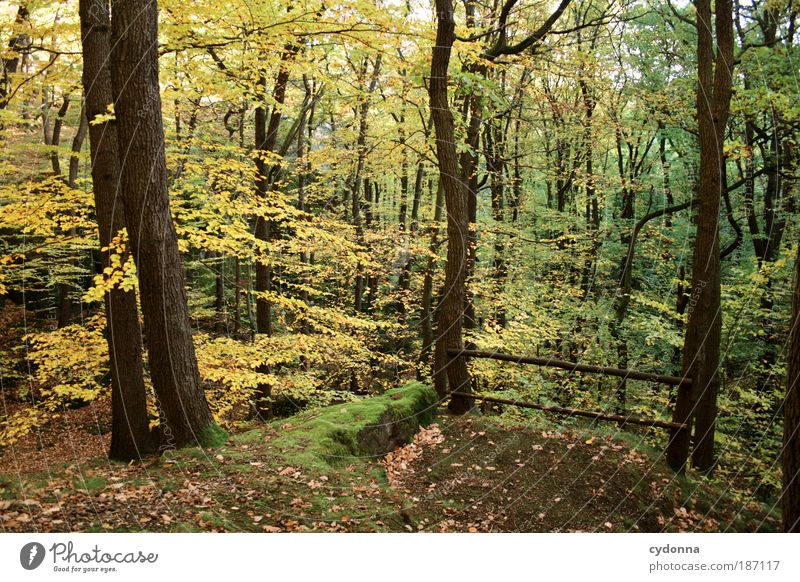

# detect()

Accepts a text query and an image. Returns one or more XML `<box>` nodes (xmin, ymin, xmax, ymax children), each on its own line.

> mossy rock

<box><xmin>268</xmin><ymin>381</ymin><xmax>438</xmax><ymax>467</ymax></box>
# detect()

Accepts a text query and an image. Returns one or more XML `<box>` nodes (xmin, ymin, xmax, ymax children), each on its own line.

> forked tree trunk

<box><xmin>110</xmin><ymin>0</ymin><xmax>218</xmax><ymax>448</ymax></box>
<box><xmin>668</xmin><ymin>0</ymin><xmax>733</xmax><ymax>472</ymax></box>
<box><xmin>79</xmin><ymin>0</ymin><xmax>154</xmax><ymax>459</ymax></box>
<box><xmin>429</xmin><ymin>0</ymin><xmax>471</xmax><ymax>413</ymax></box>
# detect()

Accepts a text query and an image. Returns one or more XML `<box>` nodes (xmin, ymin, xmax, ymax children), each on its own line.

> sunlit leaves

<box><xmin>83</xmin><ymin>230</ymin><xmax>137</xmax><ymax>304</ymax></box>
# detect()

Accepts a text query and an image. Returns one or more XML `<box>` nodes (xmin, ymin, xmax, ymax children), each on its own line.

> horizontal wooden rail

<box><xmin>450</xmin><ymin>391</ymin><xmax>688</xmax><ymax>431</ymax></box>
<box><xmin>448</xmin><ymin>349</ymin><xmax>691</xmax><ymax>387</ymax></box>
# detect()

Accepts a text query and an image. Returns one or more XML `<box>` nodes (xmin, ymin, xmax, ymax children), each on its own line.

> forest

<box><xmin>1</xmin><ymin>0</ymin><xmax>799</xmax><ymax>534</ymax></box>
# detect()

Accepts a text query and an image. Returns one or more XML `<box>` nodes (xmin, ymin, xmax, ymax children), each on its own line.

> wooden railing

<box><xmin>446</xmin><ymin>348</ymin><xmax>690</xmax><ymax>432</ymax></box>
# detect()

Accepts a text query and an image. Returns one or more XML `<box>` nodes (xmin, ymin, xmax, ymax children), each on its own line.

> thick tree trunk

<box><xmin>430</xmin><ymin>0</ymin><xmax>471</xmax><ymax>413</ymax></box>
<box><xmin>110</xmin><ymin>0</ymin><xmax>218</xmax><ymax>448</ymax></box>
<box><xmin>79</xmin><ymin>0</ymin><xmax>154</xmax><ymax>459</ymax></box>
<box><xmin>668</xmin><ymin>0</ymin><xmax>733</xmax><ymax>472</ymax></box>
<box><xmin>783</xmin><ymin>241</ymin><xmax>800</xmax><ymax>532</ymax></box>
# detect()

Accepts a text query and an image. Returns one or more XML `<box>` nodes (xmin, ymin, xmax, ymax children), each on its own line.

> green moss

<box><xmin>73</xmin><ymin>475</ymin><xmax>107</xmax><ymax>493</ymax></box>
<box><xmin>176</xmin><ymin>448</ymin><xmax>208</xmax><ymax>461</ymax></box>
<box><xmin>0</xmin><ymin>383</ymin><xmax>437</xmax><ymax>532</ymax></box>
<box><xmin>271</xmin><ymin>381</ymin><xmax>437</xmax><ymax>467</ymax></box>
<box><xmin>197</xmin><ymin>422</ymin><xmax>228</xmax><ymax>448</ymax></box>
<box><xmin>0</xmin><ymin>473</ymin><xmax>52</xmax><ymax>499</ymax></box>
<box><xmin>231</xmin><ymin>428</ymin><xmax>266</xmax><ymax>446</ymax></box>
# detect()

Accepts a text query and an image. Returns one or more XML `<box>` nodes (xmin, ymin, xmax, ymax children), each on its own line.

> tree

<box><xmin>0</xmin><ymin>3</ymin><xmax>29</xmax><ymax>113</ymax></box>
<box><xmin>784</xmin><ymin>237</ymin><xmax>800</xmax><ymax>532</ymax></box>
<box><xmin>430</xmin><ymin>0</ymin><xmax>573</xmax><ymax>413</ymax></box>
<box><xmin>668</xmin><ymin>0</ymin><xmax>734</xmax><ymax>472</ymax></box>
<box><xmin>2</xmin><ymin>0</ymin><xmax>797</xmax><ymax>514</ymax></box>
<box><xmin>110</xmin><ymin>0</ymin><xmax>220</xmax><ymax>448</ymax></box>
<box><xmin>252</xmin><ymin>44</ymin><xmax>297</xmax><ymax>418</ymax></box>
<box><xmin>429</xmin><ymin>0</ymin><xmax>472</xmax><ymax>413</ymax></box>
<box><xmin>79</xmin><ymin>0</ymin><xmax>155</xmax><ymax>459</ymax></box>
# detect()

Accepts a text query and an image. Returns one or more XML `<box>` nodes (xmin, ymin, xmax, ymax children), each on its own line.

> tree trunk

<box><xmin>56</xmin><ymin>102</ymin><xmax>88</xmax><ymax>329</ymax></box>
<box><xmin>234</xmin><ymin>256</ymin><xmax>241</xmax><ymax>334</ymax></box>
<box><xmin>668</xmin><ymin>0</ymin><xmax>733</xmax><ymax>472</ymax></box>
<box><xmin>0</xmin><ymin>4</ymin><xmax>30</xmax><ymax>113</ymax></box>
<box><xmin>253</xmin><ymin>46</ymin><xmax>296</xmax><ymax>418</ymax></box>
<box><xmin>460</xmin><ymin>90</ymin><xmax>482</xmax><ymax>334</ymax></box>
<box><xmin>79</xmin><ymin>0</ymin><xmax>154</xmax><ymax>459</ymax></box>
<box><xmin>418</xmin><ymin>179</ymin><xmax>444</xmax><ymax>378</ymax></box>
<box><xmin>110</xmin><ymin>0</ymin><xmax>218</xmax><ymax>448</ymax></box>
<box><xmin>430</xmin><ymin>0</ymin><xmax>471</xmax><ymax>413</ymax></box>
<box><xmin>783</xmin><ymin>240</ymin><xmax>800</xmax><ymax>531</ymax></box>
<box><xmin>48</xmin><ymin>95</ymin><xmax>70</xmax><ymax>177</ymax></box>
<box><xmin>214</xmin><ymin>252</ymin><xmax>225</xmax><ymax>334</ymax></box>
<box><xmin>579</xmin><ymin>75</ymin><xmax>599</xmax><ymax>299</ymax></box>
<box><xmin>486</xmin><ymin>116</ymin><xmax>508</xmax><ymax>328</ymax></box>
<box><xmin>350</xmin><ymin>54</ymin><xmax>381</xmax><ymax>313</ymax></box>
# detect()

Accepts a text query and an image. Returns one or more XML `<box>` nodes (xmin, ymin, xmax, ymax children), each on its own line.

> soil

<box><xmin>386</xmin><ymin>416</ymin><xmax>671</xmax><ymax>532</ymax></box>
<box><xmin>0</xmin><ymin>403</ymin><xmax>781</xmax><ymax>533</ymax></box>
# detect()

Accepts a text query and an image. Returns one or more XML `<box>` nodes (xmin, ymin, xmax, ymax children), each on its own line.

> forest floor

<box><xmin>0</xmin><ymin>394</ymin><xmax>781</xmax><ymax>533</ymax></box>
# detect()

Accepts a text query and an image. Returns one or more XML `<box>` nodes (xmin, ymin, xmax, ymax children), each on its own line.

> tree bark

<box><xmin>668</xmin><ymin>0</ymin><xmax>733</xmax><ymax>472</ymax></box>
<box><xmin>79</xmin><ymin>0</ymin><xmax>154</xmax><ymax>459</ymax></box>
<box><xmin>110</xmin><ymin>0</ymin><xmax>217</xmax><ymax>448</ymax></box>
<box><xmin>783</xmin><ymin>240</ymin><xmax>800</xmax><ymax>531</ymax></box>
<box><xmin>430</xmin><ymin>0</ymin><xmax>471</xmax><ymax>413</ymax></box>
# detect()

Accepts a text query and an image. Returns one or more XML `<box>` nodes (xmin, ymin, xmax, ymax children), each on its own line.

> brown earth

<box><xmin>0</xmin><ymin>404</ymin><xmax>780</xmax><ymax>532</ymax></box>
